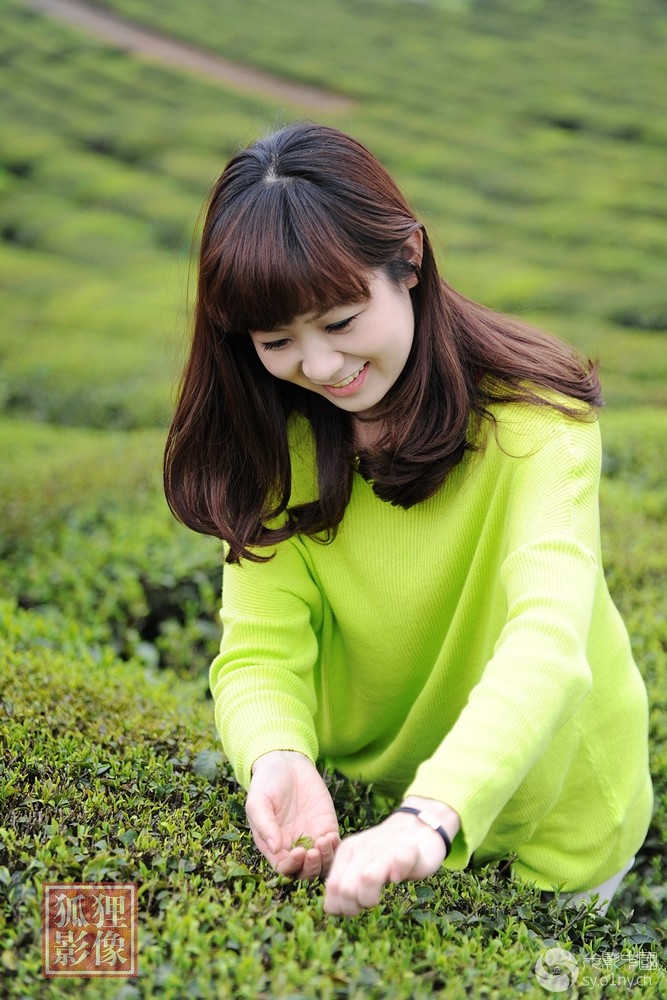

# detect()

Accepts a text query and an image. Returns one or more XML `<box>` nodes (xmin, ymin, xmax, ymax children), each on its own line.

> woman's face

<box><xmin>249</xmin><ymin>268</ymin><xmax>417</xmax><ymax>417</ymax></box>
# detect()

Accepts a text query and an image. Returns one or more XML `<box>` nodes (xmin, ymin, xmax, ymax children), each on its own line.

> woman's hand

<box><xmin>323</xmin><ymin>797</ymin><xmax>459</xmax><ymax>916</ymax></box>
<box><xmin>246</xmin><ymin>750</ymin><xmax>341</xmax><ymax>879</ymax></box>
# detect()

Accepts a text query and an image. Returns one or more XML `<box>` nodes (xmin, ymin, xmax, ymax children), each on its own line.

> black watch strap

<box><xmin>393</xmin><ymin>806</ymin><xmax>452</xmax><ymax>855</ymax></box>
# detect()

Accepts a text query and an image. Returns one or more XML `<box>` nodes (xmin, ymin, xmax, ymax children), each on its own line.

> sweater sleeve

<box><xmin>209</xmin><ymin>537</ymin><xmax>322</xmax><ymax>790</ymax></box>
<box><xmin>404</xmin><ymin>414</ymin><xmax>602</xmax><ymax>867</ymax></box>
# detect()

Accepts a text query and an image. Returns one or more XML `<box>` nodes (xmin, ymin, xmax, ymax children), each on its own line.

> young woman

<box><xmin>164</xmin><ymin>123</ymin><xmax>653</xmax><ymax>917</ymax></box>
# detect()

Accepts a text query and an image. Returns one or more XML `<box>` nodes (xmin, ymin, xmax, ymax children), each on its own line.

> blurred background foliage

<box><xmin>1</xmin><ymin>0</ymin><xmax>665</xmax><ymax>685</ymax></box>
<box><xmin>2</xmin><ymin>0</ymin><xmax>666</xmax><ymax>431</ymax></box>
<box><xmin>1</xmin><ymin>0</ymin><xmax>665</xmax><ymax>993</ymax></box>
<box><xmin>0</xmin><ymin>0</ymin><xmax>664</xmax><ymax>680</ymax></box>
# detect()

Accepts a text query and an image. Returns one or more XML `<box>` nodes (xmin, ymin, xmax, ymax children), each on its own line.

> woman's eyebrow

<box><xmin>252</xmin><ymin>300</ymin><xmax>365</xmax><ymax>332</ymax></box>
<box><xmin>306</xmin><ymin>304</ymin><xmax>341</xmax><ymax>321</ymax></box>
<box><xmin>312</xmin><ymin>299</ymin><xmax>366</xmax><ymax>320</ymax></box>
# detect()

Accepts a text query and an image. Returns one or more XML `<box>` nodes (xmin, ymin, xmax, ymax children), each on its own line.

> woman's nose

<box><xmin>301</xmin><ymin>346</ymin><xmax>345</xmax><ymax>384</ymax></box>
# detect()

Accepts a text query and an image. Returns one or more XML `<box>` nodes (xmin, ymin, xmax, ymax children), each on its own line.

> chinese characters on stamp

<box><xmin>42</xmin><ymin>883</ymin><xmax>138</xmax><ymax>978</ymax></box>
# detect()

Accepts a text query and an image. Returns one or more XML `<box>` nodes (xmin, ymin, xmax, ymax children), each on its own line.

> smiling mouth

<box><xmin>328</xmin><ymin>364</ymin><xmax>366</xmax><ymax>389</ymax></box>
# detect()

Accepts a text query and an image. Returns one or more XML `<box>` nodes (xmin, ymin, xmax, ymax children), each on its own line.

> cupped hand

<box><xmin>323</xmin><ymin>809</ymin><xmax>450</xmax><ymax>917</ymax></box>
<box><xmin>246</xmin><ymin>750</ymin><xmax>341</xmax><ymax>880</ymax></box>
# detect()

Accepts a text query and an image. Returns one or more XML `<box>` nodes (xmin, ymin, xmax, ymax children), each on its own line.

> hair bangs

<box><xmin>208</xmin><ymin>181</ymin><xmax>372</xmax><ymax>335</ymax></box>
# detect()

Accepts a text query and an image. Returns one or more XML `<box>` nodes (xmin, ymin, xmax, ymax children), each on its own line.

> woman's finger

<box><xmin>355</xmin><ymin>864</ymin><xmax>387</xmax><ymax>909</ymax></box>
<box><xmin>298</xmin><ymin>847</ymin><xmax>325</xmax><ymax>880</ymax></box>
<box><xmin>247</xmin><ymin>815</ymin><xmax>281</xmax><ymax>856</ymax></box>
<box><xmin>274</xmin><ymin>845</ymin><xmax>307</xmax><ymax>876</ymax></box>
<box><xmin>246</xmin><ymin>789</ymin><xmax>286</xmax><ymax>856</ymax></box>
<box><xmin>315</xmin><ymin>833</ymin><xmax>339</xmax><ymax>877</ymax></box>
<box><xmin>387</xmin><ymin>843</ymin><xmax>421</xmax><ymax>884</ymax></box>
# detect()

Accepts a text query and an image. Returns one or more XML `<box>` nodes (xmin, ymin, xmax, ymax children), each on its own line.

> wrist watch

<box><xmin>393</xmin><ymin>806</ymin><xmax>452</xmax><ymax>855</ymax></box>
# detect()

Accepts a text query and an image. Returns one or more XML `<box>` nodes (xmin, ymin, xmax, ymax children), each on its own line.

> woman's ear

<box><xmin>401</xmin><ymin>230</ymin><xmax>423</xmax><ymax>288</ymax></box>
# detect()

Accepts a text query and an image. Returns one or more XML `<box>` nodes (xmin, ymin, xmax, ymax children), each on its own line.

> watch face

<box><xmin>419</xmin><ymin>810</ymin><xmax>440</xmax><ymax>831</ymax></box>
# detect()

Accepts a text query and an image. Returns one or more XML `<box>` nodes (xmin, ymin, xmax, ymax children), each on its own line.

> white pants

<box><xmin>560</xmin><ymin>856</ymin><xmax>636</xmax><ymax>916</ymax></box>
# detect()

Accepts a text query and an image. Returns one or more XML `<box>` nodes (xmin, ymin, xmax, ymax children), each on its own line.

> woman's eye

<box><xmin>326</xmin><ymin>315</ymin><xmax>356</xmax><ymax>333</ymax></box>
<box><xmin>260</xmin><ymin>339</ymin><xmax>290</xmax><ymax>351</ymax></box>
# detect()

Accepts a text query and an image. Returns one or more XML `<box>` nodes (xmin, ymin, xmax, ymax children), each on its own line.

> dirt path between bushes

<box><xmin>21</xmin><ymin>0</ymin><xmax>353</xmax><ymax>113</ymax></box>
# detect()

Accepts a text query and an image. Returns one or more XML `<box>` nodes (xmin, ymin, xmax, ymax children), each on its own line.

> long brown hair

<box><xmin>164</xmin><ymin>123</ymin><xmax>602</xmax><ymax>563</ymax></box>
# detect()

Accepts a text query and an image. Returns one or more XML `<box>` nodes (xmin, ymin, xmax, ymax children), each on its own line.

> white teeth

<box><xmin>331</xmin><ymin>364</ymin><xmax>365</xmax><ymax>388</ymax></box>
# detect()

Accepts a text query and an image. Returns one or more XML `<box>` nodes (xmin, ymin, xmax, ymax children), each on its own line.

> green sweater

<box><xmin>210</xmin><ymin>400</ymin><xmax>653</xmax><ymax>891</ymax></box>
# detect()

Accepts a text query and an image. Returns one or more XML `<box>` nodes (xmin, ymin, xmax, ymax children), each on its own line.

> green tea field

<box><xmin>1</xmin><ymin>0</ymin><xmax>665</xmax><ymax>995</ymax></box>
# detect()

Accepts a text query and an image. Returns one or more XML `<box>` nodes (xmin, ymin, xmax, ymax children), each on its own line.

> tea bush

<box><xmin>1</xmin><ymin>600</ymin><xmax>665</xmax><ymax>998</ymax></box>
<box><xmin>0</xmin><ymin>419</ymin><xmax>222</xmax><ymax>676</ymax></box>
<box><xmin>1</xmin><ymin>0</ymin><xmax>665</xmax><ymax>994</ymax></box>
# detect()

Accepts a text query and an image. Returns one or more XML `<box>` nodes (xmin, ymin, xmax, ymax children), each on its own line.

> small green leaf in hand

<box><xmin>291</xmin><ymin>834</ymin><xmax>314</xmax><ymax>850</ymax></box>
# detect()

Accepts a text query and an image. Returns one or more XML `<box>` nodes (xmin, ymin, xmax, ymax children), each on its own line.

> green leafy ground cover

<box><xmin>1</xmin><ymin>0</ymin><xmax>666</xmax><ymax>994</ymax></box>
